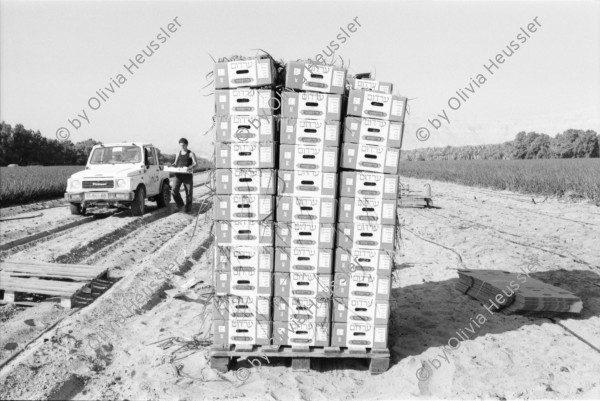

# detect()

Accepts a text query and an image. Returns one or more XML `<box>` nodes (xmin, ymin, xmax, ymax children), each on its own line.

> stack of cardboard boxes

<box><xmin>271</xmin><ymin>62</ymin><xmax>346</xmax><ymax>347</ymax></box>
<box><xmin>331</xmin><ymin>78</ymin><xmax>407</xmax><ymax>349</ymax></box>
<box><xmin>210</xmin><ymin>58</ymin><xmax>407</xmax><ymax>353</ymax></box>
<box><xmin>212</xmin><ymin>58</ymin><xmax>279</xmax><ymax>346</ymax></box>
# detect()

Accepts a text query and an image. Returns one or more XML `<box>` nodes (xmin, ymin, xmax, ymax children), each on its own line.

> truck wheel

<box><xmin>131</xmin><ymin>186</ymin><xmax>146</xmax><ymax>216</ymax></box>
<box><xmin>156</xmin><ymin>182</ymin><xmax>171</xmax><ymax>208</ymax></box>
<box><xmin>70</xmin><ymin>203</ymin><xmax>85</xmax><ymax>215</ymax></box>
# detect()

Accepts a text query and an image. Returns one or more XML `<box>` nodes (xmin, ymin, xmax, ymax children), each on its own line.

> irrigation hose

<box><xmin>401</xmin><ymin>225</ymin><xmax>466</xmax><ymax>268</ymax></box>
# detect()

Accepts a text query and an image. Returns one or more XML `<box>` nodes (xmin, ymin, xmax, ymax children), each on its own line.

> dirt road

<box><xmin>0</xmin><ymin>176</ymin><xmax>598</xmax><ymax>400</ymax></box>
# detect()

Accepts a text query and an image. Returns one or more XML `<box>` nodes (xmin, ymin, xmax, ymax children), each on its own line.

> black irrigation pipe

<box><xmin>400</xmin><ymin>225</ymin><xmax>466</xmax><ymax>268</ymax></box>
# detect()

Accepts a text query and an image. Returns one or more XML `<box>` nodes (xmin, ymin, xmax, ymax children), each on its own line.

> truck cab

<box><xmin>64</xmin><ymin>142</ymin><xmax>172</xmax><ymax>216</ymax></box>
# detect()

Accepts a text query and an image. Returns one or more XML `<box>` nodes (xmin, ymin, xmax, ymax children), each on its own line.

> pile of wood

<box><xmin>456</xmin><ymin>269</ymin><xmax>582</xmax><ymax>314</ymax></box>
<box><xmin>0</xmin><ymin>260</ymin><xmax>109</xmax><ymax>308</ymax></box>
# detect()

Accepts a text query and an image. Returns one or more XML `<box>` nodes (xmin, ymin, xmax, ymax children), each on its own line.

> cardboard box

<box><xmin>272</xmin><ymin>320</ymin><xmax>330</xmax><ymax>347</ymax></box>
<box><xmin>215</xmin><ymin>89</ymin><xmax>275</xmax><ymax>116</ymax></box>
<box><xmin>332</xmin><ymin>297</ymin><xmax>389</xmax><ymax>325</ymax></box>
<box><xmin>215</xmin><ymin>269</ymin><xmax>272</xmax><ymax>297</ymax></box>
<box><xmin>275</xmin><ymin>247</ymin><xmax>334</xmax><ymax>274</ymax></box>
<box><xmin>336</xmin><ymin>223</ymin><xmax>396</xmax><ymax>250</ymax></box>
<box><xmin>279</xmin><ymin>144</ymin><xmax>339</xmax><ymax>173</ymax></box>
<box><xmin>330</xmin><ymin>322</ymin><xmax>388</xmax><ymax>349</ymax></box>
<box><xmin>212</xmin><ymin>296</ymin><xmax>272</xmax><ymax>321</ymax></box>
<box><xmin>214</xmin><ymin>58</ymin><xmax>276</xmax><ymax>89</ymax></box>
<box><xmin>338</xmin><ymin>197</ymin><xmax>397</xmax><ymax>225</ymax></box>
<box><xmin>335</xmin><ymin>248</ymin><xmax>393</xmax><ymax>276</ymax></box>
<box><xmin>280</xmin><ymin>118</ymin><xmax>340</xmax><ymax>147</ymax></box>
<box><xmin>348</xmin><ymin>77</ymin><xmax>393</xmax><ymax>94</ymax></box>
<box><xmin>277</xmin><ymin>170</ymin><xmax>337</xmax><ymax>198</ymax></box>
<box><xmin>333</xmin><ymin>272</ymin><xmax>391</xmax><ymax>300</ymax></box>
<box><xmin>275</xmin><ymin>222</ymin><xmax>336</xmax><ymax>248</ymax></box>
<box><xmin>214</xmin><ymin>246</ymin><xmax>274</xmax><ymax>273</ymax></box>
<box><xmin>343</xmin><ymin>117</ymin><xmax>403</xmax><ymax>149</ymax></box>
<box><xmin>213</xmin><ymin>319</ymin><xmax>272</xmax><ymax>345</ymax></box>
<box><xmin>273</xmin><ymin>272</ymin><xmax>332</xmax><ymax>298</ymax></box>
<box><xmin>164</xmin><ymin>166</ymin><xmax>192</xmax><ymax>174</ymax></box>
<box><xmin>215</xmin><ymin>142</ymin><xmax>276</xmax><ymax>169</ymax></box>
<box><xmin>285</xmin><ymin>61</ymin><xmax>347</xmax><ymax>94</ymax></box>
<box><xmin>340</xmin><ymin>143</ymin><xmax>400</xmax><ymax>174</ymax></box>
<box><xmin>273</xmin><ymin>296</ymin><xmax>331</xmax><ymax>323</ymax></box>
<box><xmin>346</xmin><ymin>89</ymin><xmax>406</xmax><ymax>122</ymax></box>
<box><xmin>276</xmin><ymin>196</ymin><xmax>336</xmax><ymax>224</ymax></box>
<box><xmin>216</xmin><ymin>221</ymin><xmax>274</xmax><ymax>247</ymax></box>
<box><xmin>339</xmin><ymin>171</ymin><xmax>398</xmax><ymax>199</ymax></box>
<box><xmin>214</xmin><ymin>195</ymin><xmax>274</xmax><ymax>221</ymax></box>
<box><xmin>215</xmin><ymin>115</ymin><xmax>276</xmax><ymax>143</ymax></box>
<box><xmin>215</xmin><ymin>169</ymin><xmax>276</xmax><ymax>195</ymax></box>
<box><xmin>281</xmin><ymin>92</ymin><xmax>342</xmax><ymax>121</ymax></box>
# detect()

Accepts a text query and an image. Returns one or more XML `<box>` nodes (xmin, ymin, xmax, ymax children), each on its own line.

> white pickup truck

<box><xmin>64</xmin><ymin>142</ymin><xmax>172</xmax><ymax>216</ymax></box>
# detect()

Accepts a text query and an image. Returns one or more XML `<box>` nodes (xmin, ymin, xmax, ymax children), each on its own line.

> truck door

<box><xmin>144</xmin><ymin>146</ymin><xmax>160</xmax><ymax>196</ymax></box>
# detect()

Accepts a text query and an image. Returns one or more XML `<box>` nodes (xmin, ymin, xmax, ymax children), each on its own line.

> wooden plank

<box><xmin>3</xmin><ymin>260</ymin><xmax>106</xmax><ymax>270</ymax></box>
<box><xmin>1</xmin><ymin>272</ymin><xmax>104</xmax><ymax>283</ymax></box>
<box><xmin>211</xmin><ymin>345</ymin><xmax>390</xmax><ymax>359</ymax></box>
<box><xmin>60</xmin><ymin>297</ymin><xmax>73</xmax><ymax>309</ymax></box>
<box><xmin>371</xmin><ymin>348</ymin><xmax>389</xmax><ymax>355</ymax></box>
<box><xmin>369</xmin><ymin>358</ymin><xmax>390</xmax><ymax>375</ymax></box>
<box><xmin>2</xmin><ymin>265</ymin><xmax>106</xmax><ymax>276</ymax></box>
<box><xmin>291</xmin><ymin>357</ymin><xmax>310</xmax><ymax>372</ymax></box>
<box><xmin>324</xmin><ymin>346</ymin><xmax>341</xmax><ymax>354</ymax></box>
<box><xmin>3</xmin><ymin>292</ymin><xmax>15</xmax><ymax>303</ymax></box>
<box><xmin>1</xmin><ymin>263</ymin><xmax>107</xmax><ymax>277</ymax></box>
<box><xmin>1</xmin><ymin>277</ymin><xmax>84</xmax><ymax>290</ymax></box>
<box><xmin>2</xmin><ymin>263</ymin><xmax>106</xmax><ymax>274</ymax></box>
<box><xmin>1</xmin><ymin>287</ymin><xmax>70</xmax><ymax>297</ymax></box>
<box><xmin>90</xmin><ymin>281</ymin><xmax>111</xmax><ymax>292</ymax></box>
<box><xmin>5</xmin><ymin>272</ymin><xmax>101</xmax><ymax>281</ymax></box>
<box><xmin>0</xmin><ymin>282</ymin><xmax>73</xmax><ymax>296</ymax></box>
<box><xmin>349</xmin><ymin>348</ymin><xmax>368</xmax><ymax>355</ymax></box>
<box><xmin>4</xmin><ymin>268</ymin><xmax>108</xmax><ymax>281</ymax></box>
<box><xmin>263</xmin><ymin>345</ymin><xmax>281</xmax><ymax>353</ymax></box>
<box><xmin>0</xmin><ymin>281</ymin><xmax>83</xmax><ymax>293</ymax></box>
<box><xmin>0</xmin><ymin>286</ymin><xmax>76</xmax><ymax>297</ymax></box>
<box><xmin>210</xmin><ymin>357</ymin><xmax>230</xmax><ymax>373</ymax></box>
<box><xmin>0</xmin><ymin>268</ymin><xmax>100</xmax><ymax>279</ymax></box>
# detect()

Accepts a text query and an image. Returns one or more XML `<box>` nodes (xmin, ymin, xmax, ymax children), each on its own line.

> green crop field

<box><xmin>0</xmin><ymin>164</ymin><xmax>213</xmax><ymax>208</ymax></box>
<box><xmin>0</xmin><ymin>166</ymin><xmax>85</xmax><ymax>207</ymax></box>
<box><xmin>399</xmin><ymin>159</ymin><xmax>600</xmax><ymax>202</ymax></box>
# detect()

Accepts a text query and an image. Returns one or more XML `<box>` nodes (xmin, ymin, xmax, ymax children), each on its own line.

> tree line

<box><xmin>3</xmin><ymin>122</ymin><xmax>596</xmax><ymax>166</ymax></box>
<box><xmin>0</xmin><ymin>122</ymin><xmax>102</xmax><ymax>166</ymax></box>
<box><xmin>0</xmin><ymin>122</ymin><xmax>212</xmax><ymax>168</ymax></box>
<box><xmin>402</xmin><ymin>129</ymin><xmax>599</xmax><ymax>161</ymax></box>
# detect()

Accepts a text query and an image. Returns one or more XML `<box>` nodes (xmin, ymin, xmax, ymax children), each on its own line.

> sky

<box><xmin>1</xmin><ymin>0</ymin><xmax>599</xmax><ymax>156</ymax></box>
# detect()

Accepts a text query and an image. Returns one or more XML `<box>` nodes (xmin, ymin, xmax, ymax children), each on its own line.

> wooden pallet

<box><xmin>0</xmin><ymin>260</ymin><xmax>109</xmax><ymax>308</ymax></box>
<box><xmin>210</xmin><ymin>344</ymin><xmax>390</xmax><ymax>375</ymax></box>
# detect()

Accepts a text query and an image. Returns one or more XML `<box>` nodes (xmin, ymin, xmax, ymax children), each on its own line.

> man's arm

<box><xmin>190</xmin><ymin>152</ymin><xmax>198</xmax><ymax>168</ymax></box>
<box><xmin>173</xmin><ymin>153</ymin><xmax>179</xmax><ymax>167</ymax></box>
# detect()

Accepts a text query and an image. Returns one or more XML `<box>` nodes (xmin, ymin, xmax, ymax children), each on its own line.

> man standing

<box><xmin>172</xmin><ymin>138</ymin><xmax>197</xmax><ymax>212</ymax></box>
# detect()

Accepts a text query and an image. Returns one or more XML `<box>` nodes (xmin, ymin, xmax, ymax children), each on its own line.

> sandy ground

<box><xmin>0</xmin><ymin>176</ymin><xmax>599</xmax><ymax>400</ymax></box>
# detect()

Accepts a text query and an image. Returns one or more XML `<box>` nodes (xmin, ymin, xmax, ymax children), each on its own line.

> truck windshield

<box><xmin>89</xmin><ymin>146</ymin><xmax>142</xmax><ymax>164</ymax></box>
